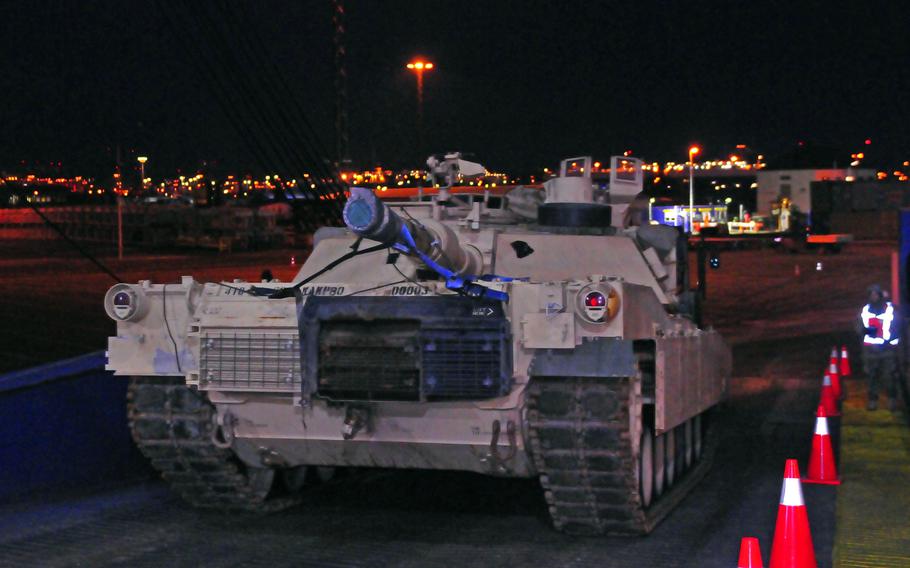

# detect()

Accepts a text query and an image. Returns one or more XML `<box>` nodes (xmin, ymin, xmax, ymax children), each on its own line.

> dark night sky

<box><xmin>2</xmin><ymin>1</ymin><xmax>909</xmax><ymax>177</ymax></box>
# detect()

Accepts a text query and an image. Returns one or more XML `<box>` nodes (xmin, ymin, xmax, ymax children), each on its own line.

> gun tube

<box><xmin>343</xmin><ymin>187</ymin><xmax>404</xmax><ymax>244</ymax></box>
<box><xmin>343</xmin><ymin>188</ymin><xmax>482</xmax><ymax>277</ymax></box>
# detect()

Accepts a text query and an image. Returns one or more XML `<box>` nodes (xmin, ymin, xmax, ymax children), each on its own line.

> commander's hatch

<box><xmin>559</xmin><ymin>156</ymin><xmax>593</xmax><ymax>177</ymax></box>
<box><xmin>608</xmin><ymin>156</ymin><xmax>644</xmax><ymax>224</ymax></box>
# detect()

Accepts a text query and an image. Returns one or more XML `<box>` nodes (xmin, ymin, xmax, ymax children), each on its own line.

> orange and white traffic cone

<box><xmin>839</xmin><ymin>345</ymin><xmax>851</xmax><ymax>377</ymax></box>
<box><xmin>769</xmin><ymin>460</ymin><xmax>817</xmax><ymax>568</ymax></box>
<box><xmin>804</xmin><ymin>405</ymin><xmax>840</xmax><ymax>485</ymax></box>
<box><xmin>738</xmin><ymin>536</ymin><xmax>764</xmax><ymax>567</ymax></box>
<box><xmin>827</xmin><ymin>350</ymin><xmax>842</xmax><ymax>400</ymax></box>
<box><xmin>820</xmin><ymin>373</ymin><xmax>840</xmax><ymax>417</ymax></box>
<box><xmin>838</xmin><ymin>346</ymin><xmax>851</xmax><ymax>400</ymax></box>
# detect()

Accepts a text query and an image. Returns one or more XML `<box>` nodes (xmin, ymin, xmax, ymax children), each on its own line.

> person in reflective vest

<box><xmin>859</xmin><ymin>284</ymin><xmax>900</xmax><ymax>410</ymax></box>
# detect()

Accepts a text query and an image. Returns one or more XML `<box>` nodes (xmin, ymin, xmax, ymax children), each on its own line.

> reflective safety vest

<box><xmin>861</xmin><ymin>301</ymin><xmax>899</xmax><ymax>345</ymax></box>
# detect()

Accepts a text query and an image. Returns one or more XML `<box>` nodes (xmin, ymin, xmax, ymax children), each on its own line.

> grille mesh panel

<box><xmin>315</xmin><ymin>319</ymin><xmax>507</xmax><ymax>401</ymax></box>
<box><xmin>422</xmin><ymin>330</ymin><xmax>505</xmax><ymax>399</ymax></box>
<box><xmin>200</xmin><ymin>331</ymin><xmax>300</xmax><ymax>392</ymax></box>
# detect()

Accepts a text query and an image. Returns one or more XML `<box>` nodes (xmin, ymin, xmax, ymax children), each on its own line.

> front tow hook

<box><xmin>341</xmin><ymin>405</ymin><xmax>369</xmax><ymax>440</ymax></box>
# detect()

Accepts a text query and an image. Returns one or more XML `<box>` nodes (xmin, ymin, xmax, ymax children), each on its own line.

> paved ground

<box><xmin>0</xmin><ymin>374</ymin><xmax>839</xmax><ymax>568</ymax></box>
<box><xmin>0</xmin><ymin>240</ymin><xmax>900</xmax><ymax>567</ymax></box>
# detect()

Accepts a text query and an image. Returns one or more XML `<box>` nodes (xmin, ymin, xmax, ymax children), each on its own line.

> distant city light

<box><xmin>6</xmin><ymin>145</ymin><xmax>910</xmax><ymax>206</ymax></box>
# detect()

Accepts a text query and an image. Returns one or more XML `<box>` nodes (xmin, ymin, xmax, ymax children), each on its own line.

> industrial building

<box><xmin>756</xmin><ymin>167</ymin><xmax>875</xmax><ymax>217</ymax></box>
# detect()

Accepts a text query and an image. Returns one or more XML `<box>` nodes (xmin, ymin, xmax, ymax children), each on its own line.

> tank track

<box><xmin>527</xmin><ymin>375</ymin><xmax>714</xmax><ymax>535</ymax></box>
<box><xmin>127</xmin><ymin>376</ymin><xmax>301</xmax><ymax>513</ymax></box>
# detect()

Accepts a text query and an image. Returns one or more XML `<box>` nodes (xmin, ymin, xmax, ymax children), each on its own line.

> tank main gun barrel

<box><xmin>343</xmin><ymin>187</ymin><xmax>484</xmax><ymax>280</ymax></box>
<box><xmin>343</xmin><ymin>187</ymin><xmax>409</xmax><ymax>247</ymax></box>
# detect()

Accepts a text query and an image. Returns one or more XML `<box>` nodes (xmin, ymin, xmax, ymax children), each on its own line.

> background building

<box><xmin>756</xmin><ymin>167</ymin><xmax>875</xmax><ymax>217</ymax></box>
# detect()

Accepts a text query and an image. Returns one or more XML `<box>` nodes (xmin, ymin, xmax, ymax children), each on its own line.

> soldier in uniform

<box><xmin>859</xmin><ymin>284</ymin><xmax>900</xmax><ymax>410</ymax></box>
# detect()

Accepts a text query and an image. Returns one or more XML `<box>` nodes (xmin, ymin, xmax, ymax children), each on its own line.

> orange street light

<box><xmin>137</xmin><ymin>156</ymin><xmax>149</xmax><ymax>190</ymax></box>
<box><xmin>688</xmin><ymin>145</ymin><xmax>700</xmax><ymax>233</ymax></box>
<box><xmin>406</xmin><ymin>59</ymin><xmax>435</xmax><ymax>112</ymax></box>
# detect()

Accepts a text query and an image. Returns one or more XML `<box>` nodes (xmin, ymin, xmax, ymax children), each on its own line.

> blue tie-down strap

<box><xmin>396</xmin><ymin>224</ymin><xmax>511</xmax><ymax>302</ymax></box>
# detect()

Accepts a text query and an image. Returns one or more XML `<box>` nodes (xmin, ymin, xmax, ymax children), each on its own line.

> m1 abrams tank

<box><xmin>104</xmin><ymin>154</ymin><xmax>730</xmax><ymax>534</ymax></box>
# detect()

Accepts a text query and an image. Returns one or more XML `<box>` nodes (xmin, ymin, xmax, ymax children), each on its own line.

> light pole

<box><xmin>137</xmin><ymin>156</ymin><xmax>148</xmax><ymax>191</ymax></box>
<box><xmin>688</xmin><ymin>145</ymin><xmax>700</xmax><ymax>233</ymax></box>
<box><xmin>406</xmin><ymin>59</ymin><xmax>434</xmax><ymax>157</ymax></box>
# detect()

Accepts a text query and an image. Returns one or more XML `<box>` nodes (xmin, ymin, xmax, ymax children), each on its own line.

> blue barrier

<box><xmin>899</xmin><ymin>209</ymin><xmax>910</xmax><ymax>313</ymax></box>
<box><xmin>0</xmin><ymin>352</ymin><xmax>149</xmax><ymax>502</ymax></box>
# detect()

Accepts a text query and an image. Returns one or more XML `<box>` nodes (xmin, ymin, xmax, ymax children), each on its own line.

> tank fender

<box><xmin>529</xmin><ymin>337</ymin><xmax>636</xmax><ymax>378</ymax></box>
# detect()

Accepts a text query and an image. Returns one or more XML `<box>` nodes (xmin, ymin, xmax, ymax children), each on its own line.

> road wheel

<box><xmin>247</xmin><ymin>467</ymin><xmax>277</xmax><ymax>500</ymax></box>
<box><xmin>640</xmin><ymin>427</ymin><xmax>654</xmax><ymax>508</ymax></box>
<box><xmin>654</xmin><ymin>433</ymin><xmax>666</xmax><ymax>496</ymax></box>
<box><xmin>281</xmin><ymin>466</ymin><xmax>309</xmax><ymax>493</ymax></box>
<box><xmin>665</xmin><ymin>429</ymin><xmax>676</xmax><ymax>487</ymax></box>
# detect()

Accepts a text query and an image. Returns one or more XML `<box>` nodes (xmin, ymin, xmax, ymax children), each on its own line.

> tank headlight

<box><xmin>576</xmin><ymin>284</ymin><xmax>620</xmax><ymax>324</ymax></box>
<box><xmin>104</xmin><ymin>284</ymin><xmax>149</xmax><ymax>322</ymax></box>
